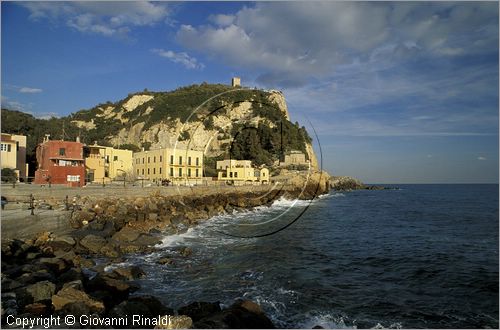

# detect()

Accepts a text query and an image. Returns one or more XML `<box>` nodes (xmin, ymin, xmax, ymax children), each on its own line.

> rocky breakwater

<box><xmin>1</xmin><ymin>190</ymin><xmax>289</xmax><ymax>328</ymax></box>
<box><xmin>1</xmin><ymin>237</ymin><xmax>275</xmax><ymax>328</ymax></box>
<box><xmin>329</xmin><ymin>176</ymin><xmax>390</xmax><ymax>191</ymax></box>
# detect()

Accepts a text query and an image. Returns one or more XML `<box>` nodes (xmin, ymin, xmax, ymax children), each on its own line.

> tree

<box><xmin>1</xmin><ymin>168</ymin><xmax>17</xmax><ymax>183</ymax></box>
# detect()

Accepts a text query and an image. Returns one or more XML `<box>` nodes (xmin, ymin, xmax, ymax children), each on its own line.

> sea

<box><xmin>117</xmin><ymin>184</ymin><xmax>499</xmax><ymax>328</ymax></box>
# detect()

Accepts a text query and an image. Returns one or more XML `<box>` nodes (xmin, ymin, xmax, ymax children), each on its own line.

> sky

<box><xmin>1</xmin><ymin>1</ymin><xmax>499</xmax><ymax>183</ymax></box>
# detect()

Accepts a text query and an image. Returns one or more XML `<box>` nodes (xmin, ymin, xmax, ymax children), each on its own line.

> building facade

<box><xmin>217</xmin><ymin>159</ymin><xmax>269</xmax><ymax>184</ymax></box>
<box><xmin>34</xmin><ymin>138</ymin><xmax>85</xmax><ymax>187</ymax></box>
<box><xmin>133</xmin><ymin>148</ymin><xmax>204</xmax><ymax>185</ymax></box>
<box><xmin>279</xmin><ymin>150</ymin><xmax>309</xmax><ymax>168</ymax></box>
<box><xmin>84</xmin><ymin>144</ymin><xmax>133</xmax><ymax>183</ymax></box>
<box><xmin>1</xmin><ymin>133</ymin><xmax>28</xmax><ymax>181</ymax></box>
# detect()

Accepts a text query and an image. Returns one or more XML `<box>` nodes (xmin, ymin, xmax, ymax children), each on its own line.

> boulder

<box><xmin>178</xmin><ymin>302</ymin><xmax>221</xmax><ymax>322</ymax></box>
<box><xmin>109</xmin><ymin>296</ymin><xmax>174</xmax><ymax>328</ymax></box>
<box><xmin>112</xmin><ymin>226</ymin><xmax>141</xmax><ymax>242</ymax></box>
<box><xmin>112</xmin><ymin>266</ymin><xmax>145</xmax><ymax>280</ymax></box>
<box><xmin>24</xmin><ymin>302</ymin><xmax>50</xmax><ymax>316</ymax></box>
<box><xmin>195</xmin><ymin>300</ymin><xmax>275</xmax><ymax>329</ymax></box>
<box><xmin>86</xmin><ymin>274</ymin><xmax>139</xmax><ymax>301</ymax></box>
<box><xmin>25</xmin><ymin>280</ymin><xmax>56</xmax><ymax>303</ymax></box>
<box><xmin>52</xmin><ymin>287</ymin><xmax>105</xmax><ymax>316</ymax></box>
<box><xmin>79</xmin><ymin>235</ymin><xmax>107</xmax><ymax>254</ymax></box>
<box><xmin>155</xmin><ymin>315</ymin><xmax>193</xmax><ymax>329</ymax></box>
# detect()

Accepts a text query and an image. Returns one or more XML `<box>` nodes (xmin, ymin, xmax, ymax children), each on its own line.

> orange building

<box><xmin>34</xmin><ymin>138</ymin><xmax>85</xmax><ymax>187</ymax></box>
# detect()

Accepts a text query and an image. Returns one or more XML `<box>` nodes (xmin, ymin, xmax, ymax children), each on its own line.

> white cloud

<box><xmin>176</xmin><ymin>2</ymin><xmax>498</xmax><ymax>87</ymax></box>
<box><xmin>151</xmin><ymin>49</ymin><xmax>204</xmax><ymax>70</ymax></box>
<box><xmin>20</xmin><ymin>1</ymin><xmax>170</xmax><ymax>38</ymax></box>
<box><xmin>478</xmin><ymin>156</ymin><xmax>487</xmax><ymax>161</ymax></box>
<box><xmin>19</xmin><ymin>87</ymin><xmax>43</xmax><ymax>93</ymax></box>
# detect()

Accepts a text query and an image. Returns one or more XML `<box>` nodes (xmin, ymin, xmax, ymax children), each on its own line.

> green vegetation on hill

<box><xmin>1</xmin><ymin>83</ymin><xmax>314</xmax><ymax>175</ymax></box>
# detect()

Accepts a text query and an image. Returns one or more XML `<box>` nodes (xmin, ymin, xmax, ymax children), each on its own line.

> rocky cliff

<box><xmin>69</xmin><ymin>83</ymin><xmax>317</xmax><ymax>169</ymax></box>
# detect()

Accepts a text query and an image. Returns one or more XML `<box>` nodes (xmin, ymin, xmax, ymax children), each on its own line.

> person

<box><xmin>1</xmin><ymin>196</ymin><xmax>7</xmax><ymax>210</ymax></box>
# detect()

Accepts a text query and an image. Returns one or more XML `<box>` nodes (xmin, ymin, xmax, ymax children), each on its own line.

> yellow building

<box><xmin>217</xmin><ymin>159</ymin><xmax>269</xmax><ymax>184</ymax></box>
<box><xmin>1</xmin><ymin>133</ymin><xmax>28</xmax><ymax>181</ymax></box>
<box><xmin>84</xmin><ymin>144</ymin><xmax>133</xmax><ymax>183</ymax></box>
<box><xmin>133</xmin><ymin>147</ymin><xmax>204</xmax><ymax>185</ymax></box>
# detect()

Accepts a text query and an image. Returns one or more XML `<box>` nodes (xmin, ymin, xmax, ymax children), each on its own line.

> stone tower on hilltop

<box><xmin>231</xmin><ymin>77</ymin><xmax>241</xmax><ymax>87</ymax></box>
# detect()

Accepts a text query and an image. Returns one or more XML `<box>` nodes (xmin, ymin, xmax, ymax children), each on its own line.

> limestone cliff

<box><xmin>70</xmin><ymin>83</ymin><xmax>319</xmax><ymax>170</ymax></box>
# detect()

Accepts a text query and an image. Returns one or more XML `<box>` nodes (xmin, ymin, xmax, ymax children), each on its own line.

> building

<box><xmin>34</xmin><ymin>137</ymin><xmax>85</xmax><ymax>187</ymax></box>
<box><xmin>133</xmin><ymin>147</ymin><xmax>204</xmax><ymax>185</ymax></box>
<box><xmin>84</xmin><ymin>144</ymin><xmax>133</xmax><ymax>183</ymax></box>
<box><xmin>1</xmin><ymin>133</ymin><xmax>28</xmax><ymax>181</ymax></box>
<box><xmin>217</xmin><ymin>159</ymin><xmax>269</xmax><ymax>184</ymax></box>
<box><xmin>231</xmin><ymin>77</ymin><xmax>241</xmax><ymax>87</ymax></box>
<box><xmin>279</xmin><ymin>150</ymin><xmax>309</xmax><ymax>168</ymax></box>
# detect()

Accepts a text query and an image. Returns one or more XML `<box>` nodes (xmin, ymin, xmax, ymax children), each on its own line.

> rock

<box><xmin>24</xmin><ymin>302</ymin><xmax>50</xmax><ymax>315</ymax></box>
<box><xmin>112</xmin><ymin>266</ymin><xmax>145</xmax><ymax>280</ymax></box>
<box><xmin>157</xmin><ymin>257</ymin><xmax>174</xmax><ymax>265</ymax></box>
<box><xmin>195</xmin><ymin>300</ymin><xmax>274</xmax><ymax>329</ymax></box>
<box><xmin>33</xmin><ymin>231</ymin><xmax>51</xmax><ymax>247</ymax></box>
<box><xmin>109</xmin><ymin>296</ymin><xmax>174</xmax><ymax>328</ymax></box>
<box><xmin>57</xmin><ymin>268</ymin><xmax>84</xmax><ymax>288</ymax></box>
<box><xmin>72</xmin><ymin>210</ymin><xmax>96</xmax><ymax>223</ymax></box>
<box><xmin>133</xmin><ymin>234</ymin><xmax>161</xmax><ymax>247</ymax></box>
<box><xmin>25</xmin><ymin>280</ymin><xmax>56</xmax><ymax>303</ymax></box>
<box><xmin>112</xmin><ymin>226</ymin><xmax>141</xmax><ymax>242</ymax></box>
<box><xmin>329</xmin><ymin>176</ymin><xmax>365</xmax><ymax>191</ymax></box>
<box><xmin>86</xmin><ymin>274</ymin><xmax>139</xmax><ymax>301</ymax></box>
<box><xmin>179</xmin><ymin>247</ymin><xmax>192</xmax><ymax>257</ymax></box>
<box><xmin>134</xmin><ymin>197</ymin><xmax>146</xmax><ymax>209</ymax></box>
<box><xmin>80</xmin><ymin>235</ymin><xmax>107</xmax><ymax>254</ymax></box>
<box><xmin>100</xmin><ymin>244</ymin><xmax>121</xmax><ymax>258</ymax></box>
<box><xmin>62</xmin><ymin>280</ymin><xmax>84</xmax><ymax>290</ymax></box>
<box><xmin>48</xmin><ymin>235</ymin><xmax>75</xmax><ymax>251</ymax></box>
<box><xmin>38</xmin><ymin>257</ymin><xmax>70</xmax><ymax>274</ymax></box>
<box><xmin>155</xmin><ymin>315</ymin><xmax>193</xmax><ymax>329</ymax></box>
<box><xmin>178</xmin><ymin>302</ymin><xmax>221</xmax><ymax>322</ymax></box>
<box><xmin>52</xmin><ymin>287</ymin><xmax>105</xmax><ymax>316</ymax></box>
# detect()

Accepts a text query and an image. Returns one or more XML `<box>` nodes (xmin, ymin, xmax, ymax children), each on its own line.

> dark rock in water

<box><xmin>112</xmin><ymin>265</ymin><xmax>145</xmax><ymax>280</ymax></box>
<box><xmin>312</xmin><ymin>326</ymin><xmax>324</xmax><ymax>329</ymax></box>
<box><xmin>195</xmin><ymin>299</ymin><xmax>275</xmax><ymax>329</ymax></box>
<box><xmin>179</xmin><ymin>247</ymin><xmax>193</xmax><ymax>257</ymax></box>
<box><xmin>178</xmin><ymin>301</ymin><xmax>221</xmax><ymax>322</ymax></box>
<box><xmin>109</xmin><ymin>296</ymin><xmax>174</xmax><ymax>328</ymax></box>
<box><xmin>79</xmin><ymin>234</ymin><xmax>107</xmax><ymax>254</ymax></box>
<box><xmin>157</xmin><ymin>257</ymin><xmax>174</xmax><ymax>265</ymax></box>
<box><xmin>86</xmin><ymin>274</ymin><xmax>139</xmax><ymax>302</ymax></box>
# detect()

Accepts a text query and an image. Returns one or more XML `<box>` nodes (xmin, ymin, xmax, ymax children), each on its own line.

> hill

<box><xmin>1</xmin><ymin>83</ymin><xmax>318</xmax><ymax>177</ymax></box>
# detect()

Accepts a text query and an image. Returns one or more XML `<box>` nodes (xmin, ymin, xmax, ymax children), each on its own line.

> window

<box><xmin>234</xmin><ymin>172</ymin><xmax>238</xmax><ymax>178</ymax></box>
<box><xmin>1</xmin><ymin>144</ymin><xmax>9</xmax><ymax>152</ymax></box>
<box><xmin>170</xmin><ymin>155</ymin><xmax>174</xmax><ymax>164</ymax></box>
<box><xmin>154</xmin><ymin>156</ymin><xmax>156</xmax><ymax>163</ymax></box>
<box><xmin>188</xmin><ymin>157</ymin><xmax>191</xmax><ymax>165</ymax></box>
<box><xmin>179</xmin><ymin>156</ymin><xmax>182</xmax><ymax>165</ymax></box>
<box><xmin>229</xmin><ymin>172</ymin><xmax>233</xmax><ymax>178</ymax></box>
<box><xmin>148</xmin><ymin>157</ymin><xmax>150</xmax><ymax>163</ymax></box>
<box><xmin>147</xmin><ymin>168</ymin><xmax>150</xmax><ymax>175</ymax></box>
<box><xmin>170</xmin><ymin>167</ymin><xmax>174</xmax><ymax>177</ymax></box>
<box><xmin>142</xmin><ymin>169</ymin><xmax>144</xmax><ymax>175</ymax></box>
<box><xmin>59</xmin><ymin>148</ymin><xmax>66</xmax><ymax>156</ymax></box>
<box><xmin>196</xmin><ymin>169</ymin><xmax>199</xmax><ymax>177</ymax></box>
<box><xmin>153</xmin><ymin>168</ymin><xmax>156</xmax><ymax>174</ymax></box>
<box><xmin>196</xmin><ymin>157</ymin><xmax>199</xmax><ymax>166</ymax></box>
<box><xmin>114</xmin><ymin>156</ymin><xmax>118</xmax><ymax>161</ymax></box>
<box><xmin>179</xmin><ymin>168</ymin><xmax>182</xmax><ymax>177</ymax></box>
<box><xmin>160</xmin><ymin>156</ymin><xmax>162</xmax><ymax>162</ymax></box>
<box><xmin>188</xmin><ymin>168</ymin><xmax>191</xmax><ymax>177</ymax></box>
<box><xmin>106</xmin><ymin>156</ymin><xmax>110</xmax><ymax>164</ymax></box>
<box><xmin>67</xmin><ymin>175</ymin><xmax>80</xmax><ymax>182</ymax></box>
<box><xmin>159</xmin><ymin>167</ymin><xmax>162</xmax><ymax>174</ymax></box>
<box><xmin>16</xmin><ymin>142</ymin><xmax>19</xmax><ymax>151</ymax></box>
<box><xmin>137</xmin><ymin>169</ymin><xmax>139</xmax><ymax>175</ymax></box>
<box><xmin>142</xmin><ymin>158</ymin><xmax>145</xmax><ymax>164</ymax></box>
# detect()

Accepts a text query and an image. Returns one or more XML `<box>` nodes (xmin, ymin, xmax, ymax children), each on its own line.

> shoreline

<box><xmin>1</xmin><ymin>173</ymin><xmax>330</xmax><ymax>328</ymax></box>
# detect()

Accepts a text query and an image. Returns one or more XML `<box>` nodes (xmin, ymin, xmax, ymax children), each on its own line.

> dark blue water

<box><xmin>124</xmin><ymin>184</ymin><xmax>498</xmax><ymax>328</ymax></box>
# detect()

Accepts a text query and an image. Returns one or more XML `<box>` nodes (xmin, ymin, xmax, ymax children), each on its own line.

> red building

<box><xmin>34</xmin><ymin>138</ymin><xmax>85</xmax><ymax>187</ymax></box>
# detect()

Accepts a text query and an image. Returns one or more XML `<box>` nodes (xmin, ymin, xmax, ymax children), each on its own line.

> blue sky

<box><xmin>1</xmin><ymin>1</ymin><xmax>498</xmax><ymax>183</ymax></box>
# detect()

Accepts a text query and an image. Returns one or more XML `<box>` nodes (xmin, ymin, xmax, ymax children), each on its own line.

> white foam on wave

<box><xmin>295</xmin><ymin>312</ymin><xmax>357</xmax><ymax>329</ymax></box>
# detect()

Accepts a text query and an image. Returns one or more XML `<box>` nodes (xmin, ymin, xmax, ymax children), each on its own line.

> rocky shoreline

<box><xmin>1</xmin><ymin>173</ymin><xmax>330</xmax><ymax>329</ymax></box>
